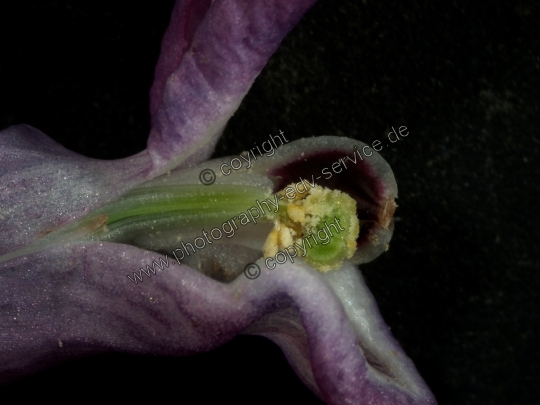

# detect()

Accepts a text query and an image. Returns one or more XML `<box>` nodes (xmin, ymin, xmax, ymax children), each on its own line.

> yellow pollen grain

<box><xmin>286</xmin><ymin>204</ymin><xmax>305</xmax><ymax>222</ymax></box>
<box><xmin>263</xmin><ymin>228</ymin><xmax>279</xmax><ymax>257</ymax></box>
<box><xmin>279</xmin><ymin>224</ymin><xmax>295</xmax><ymax>247</ymax></box>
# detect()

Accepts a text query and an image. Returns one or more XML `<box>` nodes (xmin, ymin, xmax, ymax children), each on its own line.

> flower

<box><xmin>0</xmin><ymin>1</ymin><xmax>436</xmax><ymax>404</ymax></box>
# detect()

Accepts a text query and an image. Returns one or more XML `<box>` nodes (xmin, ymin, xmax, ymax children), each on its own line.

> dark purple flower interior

<box><xmin>269</xmin><ymin>149</ymin><xmax>396</xmax><ymax>249</ymax></box>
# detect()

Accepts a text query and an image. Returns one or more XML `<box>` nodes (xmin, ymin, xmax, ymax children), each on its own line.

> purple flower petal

<box><xmin>0</xmin><ymin>241</ymin><xmax>434</xmax><ymax>404</ymax></box>
<box><xmin>147</xmin><ymin>0</ymin><xmax>318</xmax><ymax>171</ymax></box>
<box><xmin>0</xmin><ymin>125</ymin><xmax>152</xmax><ymax>255</ymax></box>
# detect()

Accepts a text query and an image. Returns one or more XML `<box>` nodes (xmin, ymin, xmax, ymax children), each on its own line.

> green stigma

<box><xmin>263</xmin><ymin>184</ymin><xmax>359</xmax><ymax>272</ymax></box>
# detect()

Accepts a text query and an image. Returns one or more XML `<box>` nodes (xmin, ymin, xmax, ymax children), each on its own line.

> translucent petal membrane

<box><xmin>90</xmin><ymin>184</ymin><xmax>271</xmax><ymax>244</ymax></box>
<box><xmin>108</xmin><ymin>136</ymin><xmax>399</xmax><ymax>280</ymax></box>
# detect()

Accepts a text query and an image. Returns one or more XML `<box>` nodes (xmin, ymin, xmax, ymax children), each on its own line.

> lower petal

<box><xmin>0</xmin><ymin>242</ymin><xmax>435</xmax><ymax>404</ymax></box>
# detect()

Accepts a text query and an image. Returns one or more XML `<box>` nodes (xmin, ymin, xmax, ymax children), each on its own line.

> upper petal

<box><xmin>147</xmin><ymin>0</ymin><xmax>318</xmax><ymax>171</ymax></box>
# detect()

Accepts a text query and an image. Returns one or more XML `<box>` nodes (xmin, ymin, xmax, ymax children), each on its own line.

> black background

<box><xmin>1</xmin><ymin>1</ymin><xmax>539</xmax><ymax>404</ymax></box>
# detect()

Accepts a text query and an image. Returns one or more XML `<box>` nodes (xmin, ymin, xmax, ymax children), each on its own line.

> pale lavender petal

<box><xmin>0</xmin><ymin>242</ymin><xmax>435</xmax><ymax>404</ymax></box>
<box><xmin>147</xmin><ymin>0</ymin><xmax>318</xmax><ymax>171</ymax></box>
<box><xmin>0</xmin><ymin>125</ymin><xmax>152</xmax><ymax>255</ymax></box>
<box><xmin>246</xmin><ymin>261</ymin><xmax>436</xmax><ymax>404</ymax></box>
